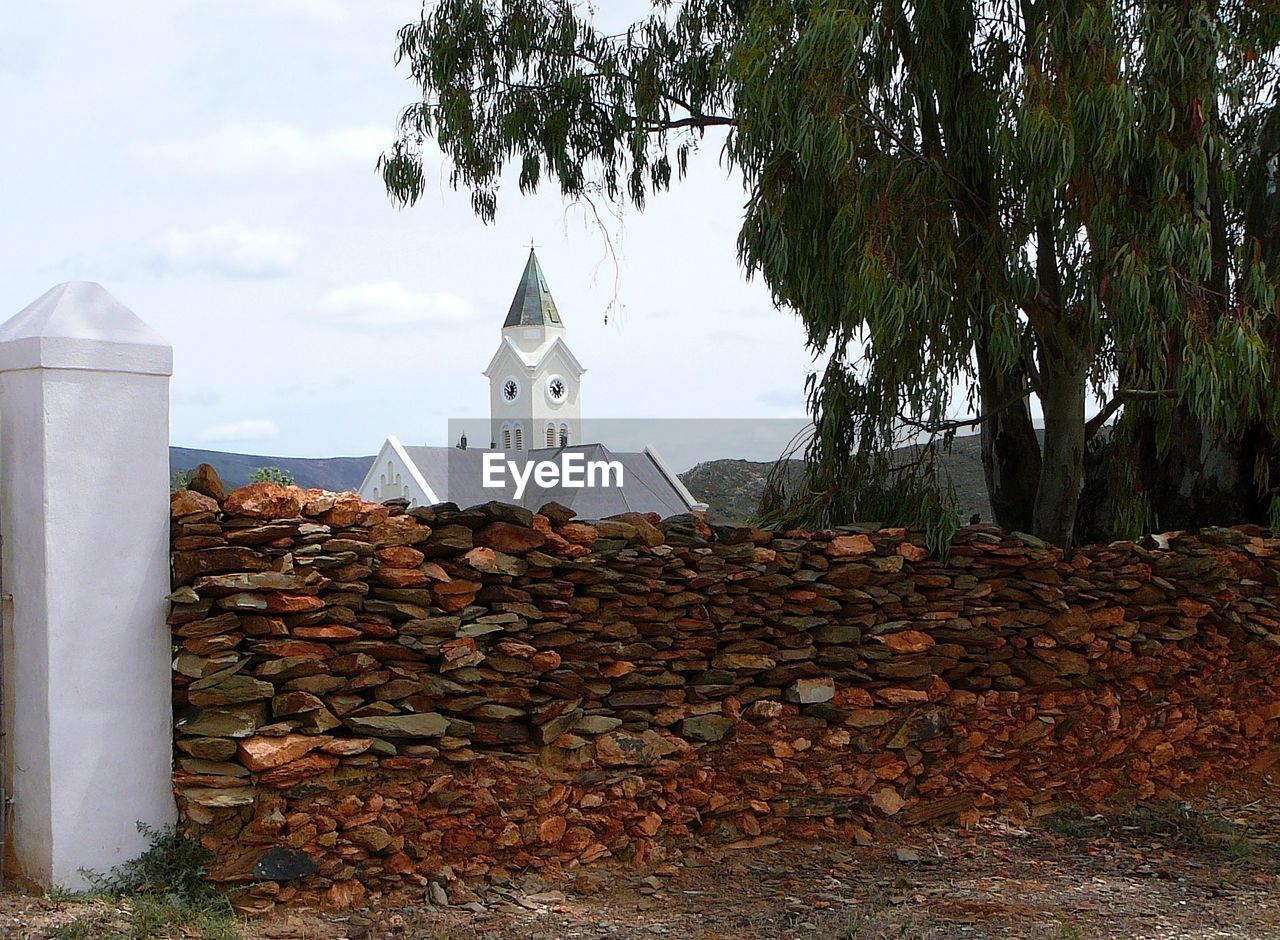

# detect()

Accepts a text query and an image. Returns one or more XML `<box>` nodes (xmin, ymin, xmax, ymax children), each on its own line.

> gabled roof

<box><xmin>358</xmin><ymin>436</ymin><xmax>441</xmax><ymax>505</ymax></box>
<box><xmin>385</xmin><ymin>442</ymin><xmax>706</xmax><ymax>517</ymax></box>
<box><xmin>503</xmin><ymin>248</ymin><xmax>563</xmax><ymax>329</ymax></box>
<box><xmin>482</xmin><ymin>334</ymin><xmax>586</xmax><ymax>378</ymax></box>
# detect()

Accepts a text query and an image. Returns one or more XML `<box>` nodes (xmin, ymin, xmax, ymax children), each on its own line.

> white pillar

<box><xmin>0</xmin><ymin>282</ymin><xmax>175</xmax><ymax>889</ymax></box>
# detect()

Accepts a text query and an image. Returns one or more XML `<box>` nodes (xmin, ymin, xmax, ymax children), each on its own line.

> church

<box><xmin>357</xmin><ymin>248</ymin><xmax>706</xmax><ymax>518</ymax></box>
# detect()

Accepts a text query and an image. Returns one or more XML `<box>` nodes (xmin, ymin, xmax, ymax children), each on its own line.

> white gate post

<box><xmin>0</xmin><ymin>282</ymin><xmax>175</xmax><ymax>889</ymax></box>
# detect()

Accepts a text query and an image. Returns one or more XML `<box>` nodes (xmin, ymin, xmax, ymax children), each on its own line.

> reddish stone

<box><xmin>171</xmin><ymin>490</ymin><xmax>219</xmax><ymax>518</ymax></box>
<box><xmin>258</xmin><ymin>753</ymin><xmax>338</xmax><ymax>788</ymax></box>
<box><xmin>223</xmin><ymin>483</ymin><xmax>302</xmax><ymax>519</ymax></box>
<box><xmin>558</xmin><ymin>523</ymin><xmax>599</xmax><ymax>548</ymax></box>
<box><xmin>829</xmin><ymin>534</ymin><xmax>875</xmax><ymax>557</ymax></box>
<box><xmin>878</xmin><ymin>630</ymin><xmax>936</xmax><ymax>654</ymax></box>
<box><xmin>265</xmin><ymin>594</ymin><xmax>325</xmax><ymax>614</ymax></box>
<box><xmin>375</xmin><ymin>546</ymin><xmax>425</xmax><ymax>567</ymax></box>
<box><xmin>896</xmin><ymin>542</ymin><xmax>930</xmax><ymax>561</ymax></box>
<box><xmin>240</xmin><ymin>615</ymin><xmax>288</xmax><ymax>637</ymax></box>
<box><xmin>531</xmin><ymin>651</ymin><xmax>562</xmax><ymax>672</ymax></box>
<box><xmin>878</xmin><ymin>687</ymin><xmax>930</xmax><ymax>706</ymax></box>
<box><xmin>292</xmin><ymin>624</ymin><xmax>361</xmax><ymax>640</ymax></box>
<box><xmin>252</xmin><ymin>640</ymin><xmax>336</xmax><ymax>660</ymax></box>
<box><xmin>537</xmin><ymin>816</ymin><xmax>567</xmax><ymax>845</ymax></box>
<box><xmin>326</xmin><ymin>879</ymin><xmax>365</xmax><ymax>909</ymax></box>
<box><xmin>238</xmin><ymin>734</ymin><xmax>321</xmax><ymax>772</ymax></box>
<box><xmin>476</xmin><ymin>522</ymin><xmax>546</xmax><ymax>553</ymax></box>
<box><xmin>370</xmin><ymin>516</ymin><xmax>431</xmax><ymax>547</ymax></box>
<box><xmin>376</xmin><ymin>567</ymin><xmax>430</xmax><ymax>588</ymax></box>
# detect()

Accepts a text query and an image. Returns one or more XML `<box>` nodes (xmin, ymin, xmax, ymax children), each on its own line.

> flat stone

<box><xmin>171</xmin><ymin>489</ymin><xmax>219</xmax><ymax>518</ymax></box>
<box><xmin>594</xmin><ymin>730</ymin><xmax>679</xmax><ymax>767</ymax></box>
<box><xmin>572</xmin><ymin>715</ymin><xmax>623</xmax><ymax>735</ymax></box>
<box><xmin>602</xmin><ymin>513</ymin><xmax>664</xmax><ymax>546</ymax></box>
<box><xmin>347</xmin><ymin>825</ymin><xmax>394</xmax><ymax>853</ymax></box>
<box><xmin>176</xmin><ymin>736</ymin><xmax>239</xmax><ymax>761</ymax></box>
<box><xmin>711</xmin><ymin>653</ymin><xmax>775</xmax><ymax>671</ymax></box>
<box><xmin>534</xmin><ymin>707</ymin><xmax>584</xmax><ymax>745</ymax></box>
<box><xmin>180</xmin><ymin>787</ymin><xmax>256</xmax><ymax>808</ymax></box>
<box><xmin>464</xmin><ymin>546</ymin><xmax>528</xmax><ymax>576</ymax></box>
<box><xmin>173</xmin><ymin>547</ymin><xmax>272</xmax><ymax>586</ymax></box>
<box><xmin>878</xmin><ymin>630</ymin><xmax>936</xmax><ymax>654</ymax></box>
<box><xmin>177</xmin><ymin>704</ymin><xmax>266</xmax><ymax>738</ymax></box>
<box><xmin>238</xmin><ymin>734</ymin><xmax>322</xmax><ymax>771</ymax></box>
<box><xmin>370</xmin><ymin>516</ymin><xmax>432</xmax><ymax>547</ymax></box>
<box><xmin>194</xmin><ymin>573</ymin><xmax>314</xmax><ymax>596</ymax></box>
<box><xmin>188</xmin><ymin>675</ymin><xmax>275</xmax><ymax>706</ymax></box>
<box><xmin>783</xmin><ymin>677</ymin><xmax>835</xmax><ymax>704</ymax></box>
<box><xmin>871</xmin><ymin>787</ymin><xmax>905</xmax><ymax>816</ymax></box>
<box><xmin>811</xmin><ymin>624</ymin><xmax>862</xmax><ymax>644</ymax></box>
<box><xmin>679</xmin><ymin>715</ymin><xmax>735</xmax><ymax>743</ymax></box>
<box><xmin>1032</xmin><ymin>647</ymin><xmax>1090</xmax><ymax>676</ymax></box>
<box><xmin>743</xmin><ymin>700</ymin><xmax>783</xmax><ymax>721</ymax></box>
<box><xmin>343</xmin><ymin>712</ymin><xmax>450</xmax><ymax>738</ymax></box>
<box><xmin>476</xmin><ymin>522</ymin><xmax>546</xmax><ymax>554</ymax></box>
<box><xmin>829</xmin><ymin>534</ymin><xmax>875</xmax><ymax>557</ymax></box>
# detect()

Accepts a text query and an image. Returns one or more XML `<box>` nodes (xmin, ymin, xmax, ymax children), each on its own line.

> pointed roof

<box><xmin>0</xmin><ymin>281</ymin><xmax>172</xmax><ymax>375</ymax></box>
<box><xmin>503</xmin><ymin>248</ymin><xmax>563</xmax><ymax>329</ymax></box>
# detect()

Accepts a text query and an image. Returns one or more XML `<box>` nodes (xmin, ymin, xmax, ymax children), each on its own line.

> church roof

<box><xmin>503</xmin><ymin>248</ymin><xmax>563</xmax><ymax>329</ymax></box>
<box><xmin>390</xmin><ymin>442</ymin><xmax>702</xmax><ymax>517</ymax></box>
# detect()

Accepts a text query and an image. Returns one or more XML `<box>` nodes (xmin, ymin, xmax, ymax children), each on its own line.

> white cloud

<box><xmin>154</xmin><ymin>224</ymin><xmax>302</xmax><ymax>278</ymax></box>
<box><xmin>198</xmin><ymin>419</ymin><xmax>281</xmax><ymax>443</ymax></box>
<box><xmin>320</xmin><ymin>281</ymin><xmax>473</xmax><ymax>330</ymax></box>
<box><xmin>138</xmin><ymin>122</ymin><xmax>389</xmax><ymax>176</ymax></box>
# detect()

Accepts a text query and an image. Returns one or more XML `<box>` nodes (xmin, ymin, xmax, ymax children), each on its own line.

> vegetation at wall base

<box><xmin>50</xmin><ymin>824</ymin><xmax>237</xmax><ymax>940</ymax></box>
<box><xmin>383</xmin><ymin>1</ymin><xmax>1280</xmax><ymax>547</ymax></box>
<box><xmin>1044</xmin><ymin>803</ymin><xmax>1280</xmax><ymax>869</ymax></box>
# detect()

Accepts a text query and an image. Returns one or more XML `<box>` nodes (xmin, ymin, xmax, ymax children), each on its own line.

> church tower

<box><xmin>484</xmin><ymin>248</ymin><xmax>585</xmax><ymax>451</ymax></box>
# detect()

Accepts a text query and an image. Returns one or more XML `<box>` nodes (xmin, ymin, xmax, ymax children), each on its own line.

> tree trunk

<box><xmin>1033</xmin><ymin>353</ymin><xmax>1087</xmax><ymax>547</ymax></box>
<box><xmin>975</xmin><ymin>335</ymin><xmax>1040</xmax><ymax>531</ymax></box>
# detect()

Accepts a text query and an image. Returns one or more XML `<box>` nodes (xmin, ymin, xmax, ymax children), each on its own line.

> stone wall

<box><xmin>170</xmin><ymin>481</ymin><xmax>1280</xmax><ymax>910</ymax></box>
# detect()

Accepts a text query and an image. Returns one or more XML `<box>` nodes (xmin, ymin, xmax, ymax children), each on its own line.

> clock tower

<box><xmin>483</xmin><ymin>248</ymin><xmax>585</xmax><ymax>451</ymax></box>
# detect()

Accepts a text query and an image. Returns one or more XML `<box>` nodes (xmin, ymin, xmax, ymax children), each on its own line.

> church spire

<box><xmin>503</xmin><ymin>247</ymin><xmax>563</xmax><ymax>329</ymax></box>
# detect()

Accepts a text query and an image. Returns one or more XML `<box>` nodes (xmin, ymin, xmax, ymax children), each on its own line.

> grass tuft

<box><xmin>49</xmin><ymin>823</ymin><xmax>238</xmax><ymax>939</ymax></box>
<box><xmin>1043</xmin><ymin>802</ymin><xmax>1277</xmax><ymax>867</ymax></box>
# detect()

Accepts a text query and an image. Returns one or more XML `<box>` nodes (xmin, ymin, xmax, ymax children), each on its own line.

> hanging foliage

<box><xmin>384</xmin><ymin>0</ymin><xmax>1280</xmax><ymax>546</ymax></box>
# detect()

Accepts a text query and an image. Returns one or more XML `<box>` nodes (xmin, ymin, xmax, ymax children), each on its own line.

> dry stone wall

<box><xmin>169</xmin><ymin>481</ymin><xmax>1280</xmax><ymax>910</ymax></box>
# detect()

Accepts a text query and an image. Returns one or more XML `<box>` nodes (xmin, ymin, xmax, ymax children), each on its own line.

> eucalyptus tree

<box><xmin>383</xmin><ymin>0</ymin><xmax>1280</xmax><ymax>547</ymax></box>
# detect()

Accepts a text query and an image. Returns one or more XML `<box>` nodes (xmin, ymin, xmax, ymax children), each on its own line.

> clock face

<box><xmin>502</xmin><ymin>378</ymin><xmax>519</xmax><ymax>402</ymax></box>
<box><xmin>548</xmin><ymin>376</ymin><xmax>566</xmax><ymax>401</ymax></box>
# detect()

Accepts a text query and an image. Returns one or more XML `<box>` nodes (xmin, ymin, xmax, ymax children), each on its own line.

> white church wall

<box><xmin>358</xmin><ymin>436</ymin><xmax>439</xmax><ymax>507</ymax></box>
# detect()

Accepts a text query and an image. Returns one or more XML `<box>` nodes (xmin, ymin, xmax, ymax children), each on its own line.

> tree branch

<box><xmin>1085</xmin><ymin>388</ymin><xmax>1179</xmax><ymax>440</ymax></box>
<box><xmin>899</xmin><ymin>385</ymin><xmax>1039</xmax><ymax>434</ymax></box>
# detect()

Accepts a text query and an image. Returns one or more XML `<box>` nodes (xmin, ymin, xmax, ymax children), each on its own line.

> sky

<box><xmin>0</xmin><ymin>1</ymin><xmax>821</xmax><ymax>468</ymax></box>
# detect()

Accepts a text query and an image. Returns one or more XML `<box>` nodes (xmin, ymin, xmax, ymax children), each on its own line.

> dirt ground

<box><xmin>5</xmin><ymin>794</ymin><xmax>1280</xmax><ymax>940</ymax></box>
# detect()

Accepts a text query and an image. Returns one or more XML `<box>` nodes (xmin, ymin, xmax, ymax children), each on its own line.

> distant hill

<box><xmin>678</xmin><ymin>458</ymin><xmax>804</xmax><ymax>526</ymax></box>
<box><xmin>170</xmin><ymin>447</ymin><xmax>373</xmax><ymax>492</ymax></box>
<box><xmin>677</xmin><ymin>433</ymin><xmax>993</xmax><ymax>526</ymax></box>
